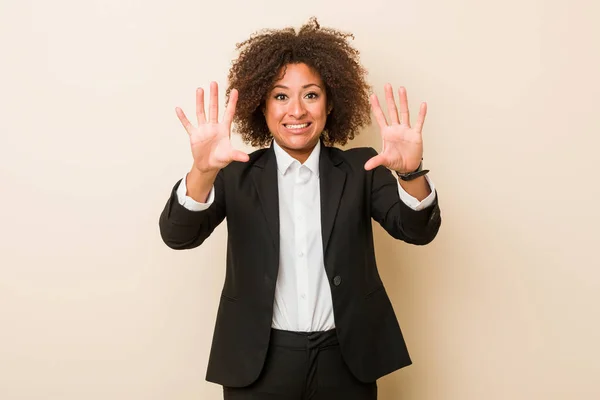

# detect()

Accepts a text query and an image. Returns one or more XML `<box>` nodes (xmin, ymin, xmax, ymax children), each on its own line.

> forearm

<box><xmin>398</xmin><ymin>175</ymin><xmax>431</xmax><ymax>201</ymax></box>
<box><xmin>186</xmin><ymin>166</ymin><xmax>219</xmax><ymax>203</ymax></box>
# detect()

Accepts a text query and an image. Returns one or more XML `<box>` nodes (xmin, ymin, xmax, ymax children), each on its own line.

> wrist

<box><xmin>188</xmin><ymin>166</ymin><xmax>218</xmax><ymax>189</ymax></box>
<box><xmin>398</xmin><ymin>175</ymin><xmax>432</xmax><ymax>201</ymax></box>
<box><xmin>186</xmin><ymin>167</ymin><xmax>218</xmax><ymax>203</ymax></box>
<box><xmin>395</xmin><ymin>160</ymin><xmax>429</xmax><ymax>181</ymax></box>
<box><xmin>192</xmin><ymin>163</ymin><xmax>220</xmax><ymax>175</ymax></box>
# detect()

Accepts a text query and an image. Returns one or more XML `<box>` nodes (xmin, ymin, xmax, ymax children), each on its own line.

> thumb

<box><xmin>230</xmin><ymin>150</ymin><xmax>250</xmax><ymax>163</ymax></box>
<box><xmin>364</xmin><ymin>154</ymin><xmax>386</xmax><ymax>171</ymax></box>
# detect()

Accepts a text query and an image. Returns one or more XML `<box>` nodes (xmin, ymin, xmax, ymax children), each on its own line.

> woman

<box><xmin>160</xmin><ymin>17</ymin><xmax>441</xmax><ymax>400</ymax></box>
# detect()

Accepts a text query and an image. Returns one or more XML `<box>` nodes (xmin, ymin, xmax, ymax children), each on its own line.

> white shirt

<box><xmin>176</xmin><ymin>142</ymin><xmax>436</xmax><ymax>332</ymax></box>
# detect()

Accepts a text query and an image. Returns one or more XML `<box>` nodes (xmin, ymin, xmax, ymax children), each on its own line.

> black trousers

<box><xmin>223</xmin><ymin>329</ymin><xmax>377</xmax><ymax>400</ymax></box>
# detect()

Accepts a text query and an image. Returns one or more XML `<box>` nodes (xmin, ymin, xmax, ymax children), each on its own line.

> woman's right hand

<box><xmin>176</xmin><ymin>82</ymin><xmax>249</xmax><ymax>173</ymax></box>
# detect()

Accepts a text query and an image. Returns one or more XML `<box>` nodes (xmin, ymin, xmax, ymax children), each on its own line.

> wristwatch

<box><xmin>395</xmin><ymin>161</ymin><xmax>430</xmax><ymax>181</ymax></box>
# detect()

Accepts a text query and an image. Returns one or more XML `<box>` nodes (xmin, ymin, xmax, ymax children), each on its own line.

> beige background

<box><xmin>1</xmin><ymin>0</ymin><xmax>599</xmax><ymax>399</ymax></box>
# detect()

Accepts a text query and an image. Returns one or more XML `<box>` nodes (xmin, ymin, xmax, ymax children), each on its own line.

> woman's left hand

<box><xmin>364</xmin><ymin>84</ymin><xmax>427</xmax><ymax>173</ymax></box>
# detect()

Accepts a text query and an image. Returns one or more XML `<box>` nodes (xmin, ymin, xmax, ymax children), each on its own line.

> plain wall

<box><xmin>1</xmin><ymin>0</ymin><xmax>599</xmax><ymax>399</ymax></box>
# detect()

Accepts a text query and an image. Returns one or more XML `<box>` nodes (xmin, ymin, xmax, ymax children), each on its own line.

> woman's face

<box><xmin>264</xmin><ymin>63</ymin><xmax>329</xmax><ymax>163</ymax></box>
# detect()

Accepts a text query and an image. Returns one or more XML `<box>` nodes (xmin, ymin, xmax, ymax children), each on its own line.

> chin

<box><xmin>282</xmin><ymin>135</ymin><xmax>319</xmax><ymax>149</ymax></box>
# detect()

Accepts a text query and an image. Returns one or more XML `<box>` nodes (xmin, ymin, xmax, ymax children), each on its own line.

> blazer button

<box><xmin>333</xmin><ymin>276</ymin><xmax>342</xmax><ymax>286</ymax></box>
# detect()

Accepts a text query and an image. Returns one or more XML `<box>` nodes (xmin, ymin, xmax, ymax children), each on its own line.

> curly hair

<box><xmin>226</xmin><ymin>17</ymin><xmax>372</xmax><ymax>148</ymax></box>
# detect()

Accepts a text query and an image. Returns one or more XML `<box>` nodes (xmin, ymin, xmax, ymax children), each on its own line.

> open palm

<box><xmin>176</xmin><ymin>82</ymin><xmax>249</xmax><ymax>173</ymax></box>
<box><xmin>364</xmin><ymin>84</ymin><xmax>427</xmax><ymax>173</ymax></box>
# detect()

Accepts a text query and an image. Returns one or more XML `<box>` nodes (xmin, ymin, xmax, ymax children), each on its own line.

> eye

<box><xmin>274</xmin><ymin>93</ymin><xmax>287</xmax><ymax>101</ymax></box>
<box><xmin>305</xmin><ymin>92</ymin><xmax>319</xmax><ymax>99</ymax></box>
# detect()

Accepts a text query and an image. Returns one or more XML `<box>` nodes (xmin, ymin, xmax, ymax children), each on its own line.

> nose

<box><xmin>288</xmin><ymin>97</ymin><xmax>307</xmax><ymax>119</ymax></box>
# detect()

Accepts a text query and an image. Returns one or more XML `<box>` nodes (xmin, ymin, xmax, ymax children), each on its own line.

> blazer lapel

<box><xmin>250</xmin><ymin>143</ymin><xmax>345</xmax><ymax>259</ymax></box>
<box><xmin>319</xmin><ymin>145</ymin><xmax>346</xmax><ymax>255</ymax></box>
<box><xmin>251</xmin><ymin>146</ymin><xmax>280</xmax><ymax>254</ymax></box>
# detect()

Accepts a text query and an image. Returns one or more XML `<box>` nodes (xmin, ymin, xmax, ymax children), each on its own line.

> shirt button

<box><xmin>301</xmin><ymin>293</ymin><xmax>306</xmax><ymax>299</ymax></box>
<box><xmin>298</xmin><ymin>251</ymin><xmax>304</xmax><ymax>257</ymax></box>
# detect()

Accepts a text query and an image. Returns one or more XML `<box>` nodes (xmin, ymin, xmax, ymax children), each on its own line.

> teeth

<box><xmin>285</xmin><ymin>123</ymin><xmax>309</xmax><ymax>129</ymax></box>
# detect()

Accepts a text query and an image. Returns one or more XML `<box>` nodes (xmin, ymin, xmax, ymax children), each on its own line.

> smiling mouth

<box><xmin>284</xmin><ymin>123</ymin><xmax>311</xmax><ymax>129</ymax></box>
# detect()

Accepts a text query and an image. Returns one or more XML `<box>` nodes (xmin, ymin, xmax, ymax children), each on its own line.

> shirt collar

<box><xmin>273</xmin><ymin>139</ymin><xmax>321</xmax><ymax>177</ymax></box>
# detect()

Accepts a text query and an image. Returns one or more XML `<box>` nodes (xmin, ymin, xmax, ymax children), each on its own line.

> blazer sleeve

<box><xmin>158</xmin><ymin>170</ymin><xmax>226</xmax><ymax>249</ymax></box>
<box><xmin>369</xmin><ymin>148</ymin><xmax>441</xmax><ymax>245</ymax></box>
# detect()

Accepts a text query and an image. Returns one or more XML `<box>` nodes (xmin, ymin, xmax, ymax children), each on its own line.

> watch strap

<box><xmin>396</xmin><ymin>169</ymin><xmax>430</xmax><ymax>181</ymax></box>
<box><xmin>395</xmin><ymin>161</ymin><xmax>430</xmax><ymax>181</ymax></box>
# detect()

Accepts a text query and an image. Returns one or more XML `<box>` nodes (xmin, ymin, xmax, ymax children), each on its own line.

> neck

<box><xmin>288</xmin><ymin>149</ymin><xmax>312</xmax><ymax>164</ymax></box>
<box><xmin>275</xmin><ymin>140</ymin><xmax>319</xmax><ymax>164</ymax></box>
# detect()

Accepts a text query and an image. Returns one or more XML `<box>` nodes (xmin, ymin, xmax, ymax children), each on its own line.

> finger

<box><xmin>223</xmin><ymin>88</ymin><xmax>238</xmax><ymax>129</ymax></box>
<box><xmin>230</xmin><ymin>149</ymin><xmax>250</xmax><ymax>163</ymax></box>
<box><xmin>385</xmin><ymin>84</ymin><xmax>400</xmax><ymax>125</ymax></box>
<box><xmin>209</xmin><ymin>81</ymin><xmax>218</xmax><ymax>123</ymax></box>
<box><xmin>175</xmin><ymin>107</ymin><xmax>193</xmax><ymax>135</ymax></box>
<box><xmin>398</xmin><ymin>87</ymin><xmax>410</xmax><ymax>127</ymax></box>
<box><xmin>364</xmin><ymin>153</ymin><xmax>386</xmax><ymax>171</ymax></box>
<box><xmin>370</xmin><ymin>94</ymin><xmax>388</xmax><ymax>129</ymax></box>
<box><xmin>413</xmin><ymin>102</ymin><xmax>428</xmax><ymax>133</ymax></box>
<box><xmin>196</xmin><ymin>87</ymin><xmax>206</xmax><ymax>125</ymax></box>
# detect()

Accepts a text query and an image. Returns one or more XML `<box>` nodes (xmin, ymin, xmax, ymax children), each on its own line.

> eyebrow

<box><xmin>272</xmin><ymin>84</ymin><xmax>323</xmax><ymax>90</ymax></box>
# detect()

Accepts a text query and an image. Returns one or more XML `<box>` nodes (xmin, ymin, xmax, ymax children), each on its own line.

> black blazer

<box><xmin>159</xmin><ymin>144</ymin><xmax>441</xmax><ymax>387</ymax></box>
